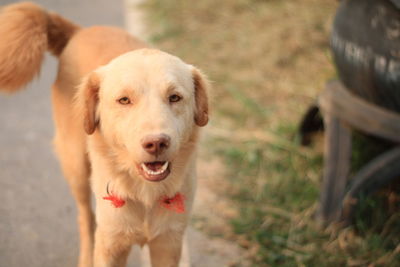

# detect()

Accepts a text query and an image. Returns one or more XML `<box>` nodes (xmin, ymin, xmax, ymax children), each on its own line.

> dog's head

<box><xmin>79</xmin><ymin>49</ymin><xmax>209</xmax><ymax>182</ymax></box>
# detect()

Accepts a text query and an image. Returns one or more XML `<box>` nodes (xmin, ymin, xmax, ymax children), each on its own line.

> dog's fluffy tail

<box><xmin>0</xmin><ymin>2</ymin><xmax>79</xmax><ymax>92</ymax></box>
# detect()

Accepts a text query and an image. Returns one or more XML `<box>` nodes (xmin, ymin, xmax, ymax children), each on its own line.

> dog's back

<box><xmin>56</xmin><ymin>26</ymin><xmax>147</xmax><ymax>92</ymax></box>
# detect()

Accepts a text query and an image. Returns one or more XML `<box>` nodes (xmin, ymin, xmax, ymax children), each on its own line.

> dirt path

<box><xmin>124</xmin><ymin>1</ymin><xmax>245</xmax><ymax>266</ymax></box>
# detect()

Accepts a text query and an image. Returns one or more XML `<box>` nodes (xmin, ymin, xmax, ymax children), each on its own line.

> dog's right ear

<box><xmin>79</xmin><ymin>72</ymin><xmax>100</xmax><ymax>135</ymax></box>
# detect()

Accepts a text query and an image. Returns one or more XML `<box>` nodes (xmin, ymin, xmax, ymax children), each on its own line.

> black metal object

<box><xmin>331</xmin><ymin>0</ymin><xmax>400</xmax><ymax>112</ymax></box>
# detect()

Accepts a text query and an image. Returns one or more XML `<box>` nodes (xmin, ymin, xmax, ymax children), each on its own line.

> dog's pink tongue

<box><xmin>145</xmin><ymin>161</ymin><xmax>165</xmax><ymax>171</ymax></box>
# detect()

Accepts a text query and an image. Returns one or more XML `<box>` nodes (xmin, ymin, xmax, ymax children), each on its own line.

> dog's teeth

<box><xmin>141</xmin><ymin>162</ymin><xmax>169</xmax><ymax>176</ymax></box>
<box><xmin>141</xmin><ymin>163</ymin><xmax>149</xmax><ymax>173</ymax></box>
<box><xmin>160</xmin><ymin>161</ymin><xmax>169</xmax><ymax>172</ymax></box>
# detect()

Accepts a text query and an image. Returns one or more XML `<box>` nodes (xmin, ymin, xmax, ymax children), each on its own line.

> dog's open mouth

<box><xmin>138</xmin><ymin>161</ymin><xmax>171</xmax><ymax>182</ymax></box>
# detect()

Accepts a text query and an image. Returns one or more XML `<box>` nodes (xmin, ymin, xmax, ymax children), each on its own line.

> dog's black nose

<box><xmin>141</xmin><ymin>134</ymin><xmax>170</xmax><ymax>156</ymax></box>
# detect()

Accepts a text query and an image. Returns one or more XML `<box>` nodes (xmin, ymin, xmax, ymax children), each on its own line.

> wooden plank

<box><xmin>319</xmin><ymin>81</ymin><xmax>400</xmax><ymax>143</ymax></box>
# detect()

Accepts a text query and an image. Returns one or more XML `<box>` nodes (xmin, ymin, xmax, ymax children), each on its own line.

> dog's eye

<box><xmin>118</xmin><ymin>97</ymin><xmax>131</xmax><ymax>105</ymax></box>
<box><xmin>169</xmin><ymin>94</ymin><xmax>182</xmax><ymax>103</ymax></box>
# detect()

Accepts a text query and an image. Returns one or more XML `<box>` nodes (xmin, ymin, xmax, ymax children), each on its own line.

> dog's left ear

<box><xmin>192</xmin><ymin>67</ymin><xmax>209</xmax><ymax>127</ymax></box>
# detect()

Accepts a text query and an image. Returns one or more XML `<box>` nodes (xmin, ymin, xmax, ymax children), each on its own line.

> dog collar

<box><xmin>103</xmin><ymin>182</ymin><xmax>185</xmax><ymax>213</ymax></box>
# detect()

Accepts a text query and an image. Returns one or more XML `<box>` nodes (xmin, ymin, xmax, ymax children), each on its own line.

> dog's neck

<box><xmin>103</xmin><ymin>181</ymin><xmax>187</xmax><ymax>213</ymax></box>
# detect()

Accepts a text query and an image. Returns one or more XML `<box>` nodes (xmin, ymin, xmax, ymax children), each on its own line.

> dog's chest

<box><xmin>110</xmin><ymin>201</ymin><xmax>186</xmax><ymax>243</ymax></box>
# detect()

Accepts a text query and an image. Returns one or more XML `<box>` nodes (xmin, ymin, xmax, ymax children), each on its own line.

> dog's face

<box><xmin>80</xmin><ymin>49</ymin><xmax>209</xmax><ymax>182</ymax></box>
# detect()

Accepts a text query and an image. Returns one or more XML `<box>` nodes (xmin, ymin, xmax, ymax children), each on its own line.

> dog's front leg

<box><xmin>93</xmin><ymin>227</ymin><xmax>132</xmax><ymax>267</ymax></box>
<box><xmin>148</xmin><ymin>231</ymin><xmax>184</xmax><ymax>267</ymax></box>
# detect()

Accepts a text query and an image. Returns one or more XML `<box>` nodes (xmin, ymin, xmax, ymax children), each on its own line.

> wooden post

<box><xmin>317</xmin><ymin>113</ymin><xmax>351</xmax><ymax>222</ymax></box>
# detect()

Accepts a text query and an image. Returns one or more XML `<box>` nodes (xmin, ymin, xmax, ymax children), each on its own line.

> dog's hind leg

<box><xmin>54</xmin><ymin>135</ymin><xmax>95</xmax><ymax>267</ymax></box>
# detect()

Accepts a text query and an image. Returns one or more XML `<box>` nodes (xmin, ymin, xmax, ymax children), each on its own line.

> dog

<box><xmin>0</xmin><ymin>2</ymin><xmax>209</xmax><ymax>267</ymax></box>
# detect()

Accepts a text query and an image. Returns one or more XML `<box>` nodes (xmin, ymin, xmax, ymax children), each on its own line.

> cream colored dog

<box><xmin>0</xmin><ymin>2</ymin><xmax>209</xmax><ymax>267</ymax></box>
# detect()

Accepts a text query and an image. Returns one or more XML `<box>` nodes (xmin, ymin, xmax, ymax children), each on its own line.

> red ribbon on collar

<box><xmin>103</xmin><ymin>182</ymin><xmax>185</xmax><ymax>213</ymax></box>
<box><xmin>160</xmin><ymin>193</ymin><xmax>186</xmax><ymax>214</ymax></box>
<box><xmin>103</xmin><ymin>194</ymin><xmax>126</xmax><ymax>208</ymax></box>
<box><xmin>103</xmin><ymin>182</ymin><xmax>126</xmax><ymax>208</ymax></box>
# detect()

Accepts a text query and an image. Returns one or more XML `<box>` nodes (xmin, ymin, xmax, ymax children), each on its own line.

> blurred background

<box><xmin>1</xmin><ymin>0</ymin><xmax>400</xmax><ymax>266</ymax></box>
<box><xmin>139</xmin><ymin>0</ymin><xmax>400</xmax><ymax>266</ymax></box>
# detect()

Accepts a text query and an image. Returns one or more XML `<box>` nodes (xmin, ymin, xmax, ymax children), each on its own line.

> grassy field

<box><xmin>143</xmin><ymin>0</ymin><xmax>400</xmax><ymax>266</ymax></box>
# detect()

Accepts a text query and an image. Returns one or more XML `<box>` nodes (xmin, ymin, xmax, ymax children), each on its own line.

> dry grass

<box><xmin>145</xmin><ymin>0</ymin><xmax>336</xmax><ymax>130</ymax></box>
<box><xmin>142</xmin><ymin>0</ymin><xmax>400</xmax><ymax>266</ymax></box>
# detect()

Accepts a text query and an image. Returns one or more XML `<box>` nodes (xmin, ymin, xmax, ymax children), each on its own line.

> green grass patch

<box><xmin>211</xmin><ymin>127</ymin><xmax>400</xmax><ymax>266</ymax></box>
